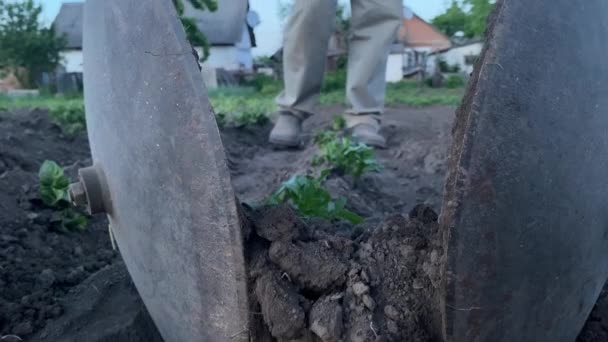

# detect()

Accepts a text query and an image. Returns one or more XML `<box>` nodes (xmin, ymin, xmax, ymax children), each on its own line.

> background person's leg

<box><xmin>271</xmin><ymin>0</ymin><xmax>337</xmax><ymax>147</ymax></box>
<box><xmin>345</xmin><ymin>0</ymin><xmax>402</xmax><ymax>138</ymax></box>
<box><xmin>275</xmin><ymin>0</ymin><xmax>338</xmax><ymax>117</ymax></box>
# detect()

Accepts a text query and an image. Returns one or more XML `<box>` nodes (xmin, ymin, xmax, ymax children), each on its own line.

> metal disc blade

<box><xmin>441</xmin><ymin>0</ymin><xmax>608</xmax><ymax>341</ymax></box>
<box><xmin>83</xmin><ymin>1</ymin><xmax>249</xmax><ymax>341</ymax></box>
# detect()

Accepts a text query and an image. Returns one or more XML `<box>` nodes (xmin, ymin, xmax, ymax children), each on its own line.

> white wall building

<box><xmin>441</xmin><ymin>40</ymin><xmax>484</xmax><ymax>75</ymax></box>
<box><xmin>385</xmin><ymin>10</ymin><xmax>452</xmax><ymax>83</ymax></box>
<box><xmin>53</xmin><ymin>1</ymin><xmax>258</xmax><ymax>85</ymax></box>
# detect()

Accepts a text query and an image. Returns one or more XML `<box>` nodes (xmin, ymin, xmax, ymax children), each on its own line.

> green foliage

<box><xmin>57</xmin><ymin>209</ymin><xmax>88</xmax><ymax>232</ymax></box>
<box><xmin>39</xmin><ymin>160</ymin><xmax>70</xmax><ymax>206</ymax></box>
<box><xmin>0</xmin><ymin>0</ymin><xmax>66</xmax><ymax>88</ymax></box>
<box><xmin>173</xmin><ymin>0</ymin><xmax>217</xmax><ymax>61</ymax></box>
<box><xmin>48</xmin><ymin>101</ymin><xmax>86</xmax><ymax>135</ymax></box>
<box><xmin>445</xmin><ymin>74</ymin><xmax>465</xmax><ymax>88</ymax></box>
<box><xmin>0</xmin><ymin>93</ymin><xmax>83</xmax><ymax>111</ymax></box>
<box><xmin>245</xmin><ymin>73</ymin><xmax>282</xmax><ymax>95</ymax></box>
<box><xmin>320</xmin><ymin>79</ymin><xmax>464</xmax><ymax>108</ymax></box>
<box><xmin>322</xmin><ymin>69</ymin><xmax>347</xmax><ymax>93</ymax></box>
<box><xmin>38</xmin><ymin>160</ymin><xmax>88</xmax><ymax>232</ymax></box>
<box><xmin>209</xmin><ymin>90</ymin><xmax>273</xmax><ymax>127</ymax></box>
<box><xmin>466</xmin><ymin>0</ymin><xmax>494</xmax><ymax>37</ymax></box>
<box><xmin>438</xmin><ymin>59</ymin><xmax>461</xmax><ymax>73</ymax></box>
<box><xmin>432</xmin><ymin>0</ymin><xmax>494</xmax><ymax>38</ymax></box>
<box><xmin>432</xmin><ymin>1</ymin><xmax>469</xmax><ymax>38</ymax></box>
<box><xmin>313</xmin><ymin>131</ymin><xmax>381</xmax><ymax>180</ymax></box>
<box><xmin>180</xmin><ymin>17</ymin><xmax>210</xmax><ymax>60</ymax></box>
<box><xmin>332</xmin><ymin>116</ymin><xmax>346</xmax><ymax>131</ymax></box>
<box><xmin>268</xmin><ymin>175</ymin><xmax>363</xmax><ymax>224</ymax></box>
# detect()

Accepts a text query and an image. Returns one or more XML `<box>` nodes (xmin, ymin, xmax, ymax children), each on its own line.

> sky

<box><xmin>39</xmin><ymin>0</ymin><xmax>449</xmax><ymax>56</ymax></box>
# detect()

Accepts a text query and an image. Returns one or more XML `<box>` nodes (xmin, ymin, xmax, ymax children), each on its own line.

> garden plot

<box><xmin>0</xmin><ymin>106</ymin><xmax>605</xmax><ymax>341</ymax></box>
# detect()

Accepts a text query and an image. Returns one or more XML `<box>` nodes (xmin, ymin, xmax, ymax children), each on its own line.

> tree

<box><xmin>0</xmin><ymin>0</ymin><xmax>66</xmax><ymax>88</ymax></box>
<box><xmin>173</xmin><ymin>0</ymin><xmax>218</xmax><ymax>61</ymax></box>
<box><xmin>464</xmin><ymin>0</ymin><xmax>494</xmax><ymax>38</ymax></box>
<box><xmin>432</xmin><ymin>0</ymin><xmax>494</xmax><ymax>38</ymax></box>
<box><xmin>432</xmin><ymin>1</ymin><xmax>468</xmax><ymax>38</ymax></box>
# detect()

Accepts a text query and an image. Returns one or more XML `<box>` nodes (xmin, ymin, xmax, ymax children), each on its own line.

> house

<box><xmin>441</xmin><ymin>38</ymin><xmax>484</xmax><ymax>75</ymax></box>
<box><xmin>52</xmin><ymin>1</ymin><xmax>257</xmax><ymax>89</ymax></box>
<box><xmin>182</xmin><ymin>0</ymin><xmax>258</xmax><ymax>72</ymax></box>
<box><xmin>386</xmin><ymin>7</ymin><xmax>452</xmax><ymax>82</ymax></box>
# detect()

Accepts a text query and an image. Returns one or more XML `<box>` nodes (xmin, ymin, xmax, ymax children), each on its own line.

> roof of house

<box><xmin>53</xmin><ymin>1</ymin><xmax>249</xmax><ymax>49</ymax></box>
<box><xmin>398</xmin><ymin>14</ymin><xmax>452</xmax><ymax>52</ymax></box>
<box><xmin>183</xmin><ymin>1</ymin><xmax>248</xmax><ymax>46</ymax></box>
<box><xmin>53</xmin><ymin>2</ymin><xmax>83</xmax><ymax>49</ymax></box>
<box><xmin>450</xmin><ymin>37</ymin><xmax>484</xmax><ymax>48</ymax></box>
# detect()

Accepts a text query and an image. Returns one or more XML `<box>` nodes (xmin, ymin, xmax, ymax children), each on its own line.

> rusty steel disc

<box><xmin>83</xmin><ymin>1</ymin><xmax>249</xmax><ymax>341</ymax></box>
<box><xmin>441</xmin><ymin>0</ymin><xmax>608</xmax><ymax>341</ymax></box>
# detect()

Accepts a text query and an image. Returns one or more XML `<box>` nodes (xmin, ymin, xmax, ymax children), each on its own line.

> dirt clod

<box><xmin>310</xmin><ymin>294</ymin><xmax>344</xmax><ymax>342</ymax></box>
<box><xmin>248</xmin><ymin>206</ymin><xmax>444</xmax><ymax>341</ymax></box>
<box><xmin>352</xmin><ymin>282</ymin><xmax>369</xmax><ymax>297</ymax></box>
<box><xmin>268</xmin><ymin>240</ymin><xmax>348</xmax><ymax>293</ymax></box>
<box><xmin>251</xmin><ymin>204</ymin><xmax>306</xmax><ymax>242</ymax></box>
<box><xmin>255</xmin><ymin>272</ymin><xmax>306</xmax><ymax>339</ymax></box>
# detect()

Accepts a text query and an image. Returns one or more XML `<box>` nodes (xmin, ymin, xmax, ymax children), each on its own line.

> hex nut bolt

<box><xmin>68</xmin><ymin>181</ymin><xmax>87</xmax><ymax>207</ymax></box>
<box><xmin>74</xmin><ymin>165</ymin><xmax>109</xmax><ymax>215</ymax></box>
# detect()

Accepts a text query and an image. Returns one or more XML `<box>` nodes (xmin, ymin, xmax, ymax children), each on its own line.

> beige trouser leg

<box><xmin>345</xmin><ymin>0</ymin><xmax>403</xmax><ymax>129</ymax></box>
<box><xmin>276</xmin><ymin>0</ymin><xmax>402</xmax><ymax>126</ymax></box>
<box><xmin>275</xmin><ymin>0</ymin><xmax>337</xmax><ymax>118</ymax></box>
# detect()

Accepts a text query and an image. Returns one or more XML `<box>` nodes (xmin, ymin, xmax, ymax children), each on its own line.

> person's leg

<box><xmin>345</xmin><ymin>0</ymin><xmax>402</xmax><ymax>147</ymax></box>
<box><xmin>270</xmin><ymin>0</ymin><xmax>337</xmax><ymax>146</ymax></box>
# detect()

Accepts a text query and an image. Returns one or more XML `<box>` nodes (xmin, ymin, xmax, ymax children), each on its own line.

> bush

<box><xmin>438</xmin><ymin>59</ymin><xmax>461</xmax><ymax>73</ymax></box>
<box><xmin>48</xmin><ymin>101</ymin><xmax>86</xmax><ymax>135</ymax></box>
<box><xmin>445</xmin><ymin>74</ymin><xmax>465</xmax><ymax>88</ymax></box>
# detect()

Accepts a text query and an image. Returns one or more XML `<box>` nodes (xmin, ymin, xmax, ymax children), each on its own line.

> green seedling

<box><xmin>39</xmin><ymin>160</ymin><xmax>70</xmax><ymax>206</ymax></box>
<box><xmin>268</xmin><ymin>175</ymin><xmax>363</xmax><ymax>224</ymax></box>
<box><xmin>313</xmin><ymin>131</ymin><xmax>382</xmax><ymax>180</ymax></box>
<box><xmin>332</xmin><ymin>116</ymin><xmax>346</xmax><ymax>131</ymax></box>
<box><xmin>38</xmin><ymin>160</ymin><xmax>88</xmax><ymax>232</ymax></box>
<box><xmin>48</xmin><ymin>102</ymin><xmax>86</xmax><ymax>135</ymax></box>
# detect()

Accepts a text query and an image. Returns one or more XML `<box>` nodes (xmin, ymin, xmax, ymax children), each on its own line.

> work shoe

<box><xmin>351</xmin><ymin>123</ymin><xmax>387</xmax><ymax>148</ymax></box>
<box><xmin>269</xmin><ymin>112</ymin><xmax>303</xmax><ymax>147</ymax></box>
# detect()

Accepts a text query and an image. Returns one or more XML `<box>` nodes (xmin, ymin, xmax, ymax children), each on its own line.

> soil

<box><xmin>226</xmin><ymin>105</ymin><xmax>453</xmax><ymax>216</ymax></box>
<box><xmin>0</xmin><ymin>106</ymin><xmax>605</xmax><ymax>341</ymax></box>
<box><xmin>246</xmin><ymin>204</ymin><xmax>444</xmax><ymax>341</ymax></box>
<box><xmin>0</xmin><ymin>109</ymin><xmax>119</xmax><ymax>340</ymax></box>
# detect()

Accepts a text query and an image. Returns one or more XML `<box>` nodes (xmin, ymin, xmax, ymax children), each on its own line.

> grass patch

<box><xmin>321</xmin><ymin>79</ymin><xmax>464</xmax><ymax>107</ymax></box>
<box><xmin>0</xmin><ymin>94</ymin><xmax>84</xmax><ymax>112</ymax></box>
<box><xmin>0</xmin><ymin>77</ymin><xmax>464</xmax><ymax>127</ymax></box>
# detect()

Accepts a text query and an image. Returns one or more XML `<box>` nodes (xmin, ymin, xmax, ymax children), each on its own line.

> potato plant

<box><xmin>38</xmin><ymin>160</ymin><xmax>88</xmax><ymax>232</ymax></box>
<box><xmin>268</xmin><ymin>174</ymin><xmax>363</xmax><ymax>224</ymax></box>
<box><xmin>312</xmin><ymin>131</ymin><xmax>382</xmax><ymax>180</ymax></box>
<box><xmin>48</xmin><ymin>101</ymin><xmax>86</xmax><ymax>135</ymax></box>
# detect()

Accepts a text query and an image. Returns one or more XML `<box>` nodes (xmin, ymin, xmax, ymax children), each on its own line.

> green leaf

<box><xmin>336</xmin><ymin>209</ymin><xmax>364</xmax><ymax>224</ymax></box>
<box><xmin>60</xmin><ymin>209</ymin><xmax>88</xmax><ymax>232</ymax></box>
<box><xmin>312</xmin><ymin>132</ymin><xmax>381</xmax><ymax>180</ymax></box>
<box><xmin>331</xmin><ymin>116</ymin><xmax>346</xmax><ymax>131</ymax></box>
<box><xmin>38</xmin><ymin>160</ymin><xmax>70</xmax><ymax>206</ymax></box>
<box><xmin>268</xmin><ymin>174</ymin><xmax>363</xmax><ymax>224</ymax></box>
